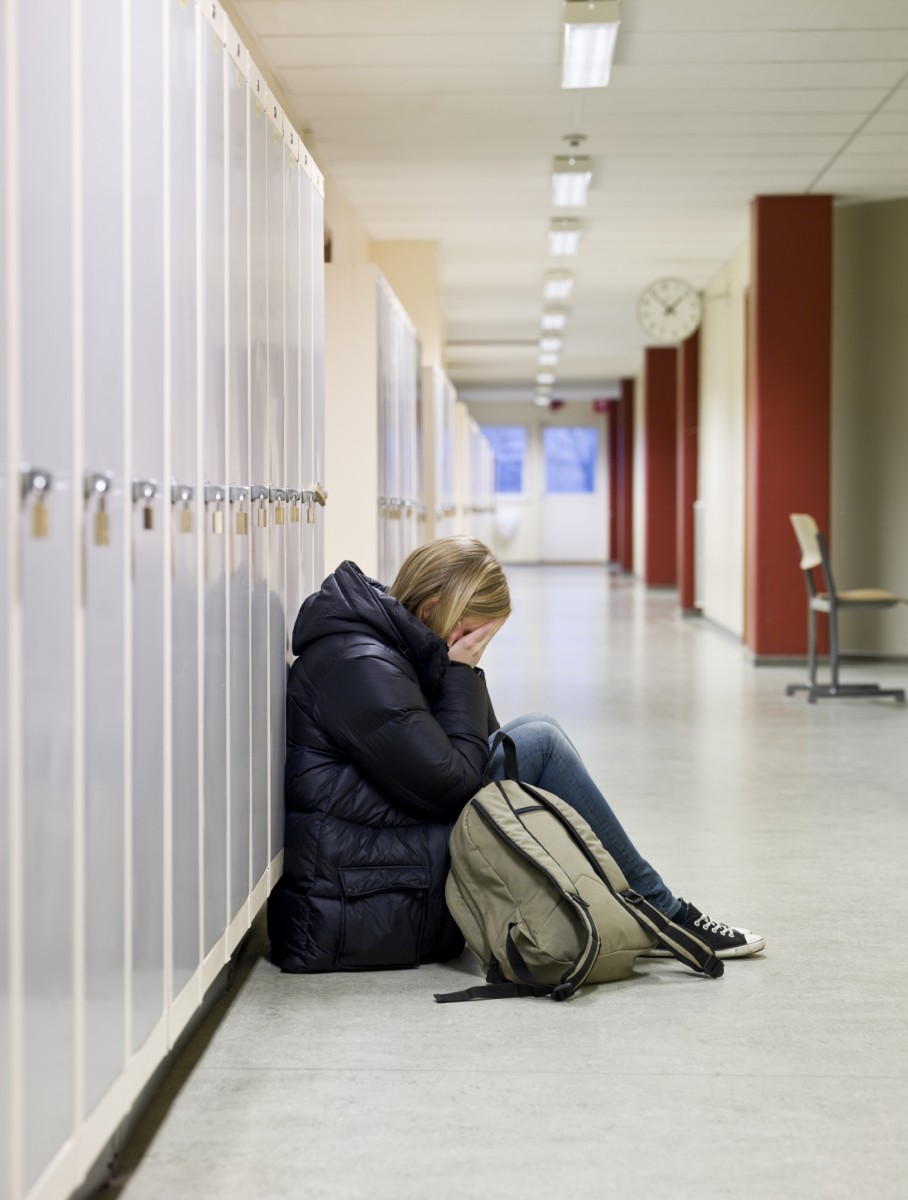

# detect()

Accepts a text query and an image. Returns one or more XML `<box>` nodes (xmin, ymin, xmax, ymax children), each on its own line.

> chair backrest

<box><xmin>789</xmin><ymin>513</ymin><xmax>822</xmax><ymax>571</ymax></box>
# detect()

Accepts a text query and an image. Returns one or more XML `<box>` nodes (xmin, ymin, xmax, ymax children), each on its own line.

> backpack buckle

<box><xmin>551</xmin><ymin>982</ymin><xmax>575</xmax><ymax>1002</ymax></box>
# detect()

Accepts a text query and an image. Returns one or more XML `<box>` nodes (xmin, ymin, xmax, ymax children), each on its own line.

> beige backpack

<box><xmin>435</xmin><ymin>736</ymin><xmax>723</xmax><ymax>1003</ymax></box>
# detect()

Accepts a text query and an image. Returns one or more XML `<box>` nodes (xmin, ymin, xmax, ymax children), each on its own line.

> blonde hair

<box><xmin>389</xmin><ymin>536</ymin><xmax>511</xmax><ymax>638</ymax></box>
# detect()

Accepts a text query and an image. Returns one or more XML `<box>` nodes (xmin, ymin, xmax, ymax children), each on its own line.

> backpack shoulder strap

<box><xmin>515</xmin><ymin>783</ymin><xmax>724</xmax><ymax>980</ymax></box>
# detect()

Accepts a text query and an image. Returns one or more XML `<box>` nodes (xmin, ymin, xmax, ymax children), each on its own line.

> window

<box><xmin>480</xmin><ymin>425</ymin><xmax>527</xmax><ymax>494</ymax></box>
<box><xmin>543</xmin><ymin>426</ymin><xmax>598</xmax><ymax>493</ymax></box>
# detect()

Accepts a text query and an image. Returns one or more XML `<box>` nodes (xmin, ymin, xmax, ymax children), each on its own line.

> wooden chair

<box><xmin>786</xmin><ymin>513</ymin><xmax>906</xmax><ymax>703</ymax></box>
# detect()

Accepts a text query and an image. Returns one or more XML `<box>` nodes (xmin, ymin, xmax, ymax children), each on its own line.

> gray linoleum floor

<box><xmin>108</xmin><ymin>567</ymin><xmax>908</xmax><ymax>1200</ymax></box>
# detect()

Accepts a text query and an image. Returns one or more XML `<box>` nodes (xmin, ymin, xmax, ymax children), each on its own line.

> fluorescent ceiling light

<box><xmin>539</xmin><ymin>337</ymin><xmax>562</xmax><ymax>354</ymax></box>
<box><xmin>552</xmin><ymin>156</ymin><xmax>593</xmax><ymax>207</ymax></box>
<box><xmin>538</xmin><ymin>352</ymin><xmax>559</xmax><ymax>367</ymax></box>
<box><xmin>562</xmin><ymin>0</ymin><xmax>621</xmax><ymax>90</ymax></box>
<box><xmin>533</xmin><ymin>394</ymin><xmax>552</xmax><ymax>408</ymax></box>
<box><xmin>541</xmin><ymin>308</ymin><xmax>569</xmax><ymax>331</ymax></box>
<box><xmin>536</xmin><ymin>372</ymin><xmax>556</xmax><ymax>386</ymax></box>
<box><xmin>543</xmin><ymin>271</ymin><xmax>574</xmax><ymax>300</ymax></box>
<box><xmin>548</xmin><ymin>219</ymin><xmax>581</xmax><ymax>256</ymax></box>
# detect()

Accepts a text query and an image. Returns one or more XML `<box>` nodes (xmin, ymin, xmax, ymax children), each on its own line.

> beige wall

<box><xmin>697</xmin><ymin>242</ymin><xmax>750</xmax><ymax>637</ymax></box>
<box><xmin>831</xmin><ymin>198</ymin><xmax>908</xmax><ymax>655</ymax></box>
<box><xmin>370</xmin><ymin>241</ymin><xmax>445</xmax><ymax>367</ymax></box>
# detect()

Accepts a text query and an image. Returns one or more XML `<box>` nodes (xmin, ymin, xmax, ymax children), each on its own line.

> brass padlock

<box><xmin>275</xmin><ymin>503</ymin><xmax>285</xmax><ymax>527</ymax></box>
<box><xmin>257</xmin><ymin>501</ymin><xmax>268</xmax><ymax>528</ymax></box>
<box><xmin>236</xmin><ymin>508</ymin><xmax>248</xmax><ymax>535</ymax></box>
<box><xmin>143</xmin><ymin>502</ymin><xmax>154</xmax><ymax>531</ymax></box>
<box><xmin>307</xmin><ymin>499</ymin><xmax>315</xmax><ymax>524</ymax></box>
<box><xmin>180</xmin><ymin>503</ymin><xmax>192</xmax><ymax>534</ymax></box>
<box><xmin>32</xmin><ymin>496</ymin><xmax>50</xmax><ymax>539</ymax></box>
<box><xmin>212</xmin><ymin>506</ymin><xmax>224</xmax><ymax>534</ymax></box>
<box><xmin>94</xmin><ymin>500</ymin><xmax>110</xmax><ymax>547</ymax></box>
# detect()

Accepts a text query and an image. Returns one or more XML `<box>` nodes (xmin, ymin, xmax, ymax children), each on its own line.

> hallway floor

<box><xmin>110</xmin><ymin>567</ymin><xmax>908</xmax><ymax>1200</ymax></box>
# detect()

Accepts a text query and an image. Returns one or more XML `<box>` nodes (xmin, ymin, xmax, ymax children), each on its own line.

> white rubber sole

<box><xmin>642</xmin><ymin>933</ymin><xmax>766</xmax><ymax>960</ymax></box>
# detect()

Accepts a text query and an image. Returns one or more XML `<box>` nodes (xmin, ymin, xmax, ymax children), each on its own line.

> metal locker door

<box><xmin>16</xmin><ymin>1</ymin><xmax>76</xmax><ymax>1185</ymax></box>
<box><xmin>200</xmin><ymin>16</ymin><xmax>228</xmax><ymax>959</ymax></box>
<box><xmin>248</xmin><ymin>84</ymin><xmax>269</xmax><ymax>888</ymax></box>
<box><xmin>298</xmin><ymin>158</ymin><xmax>315</xmax><ymax>601</ymax></box>
<box><xmin>0</xmin><ymin>0</ymin><xmax>9</xmax><ymax>1173</ymax></box>
<box><xmin>226</xmin><ymin>49</ymin><xmax>251</xmax><ymax>925</ymax></box>
<box><xmin>266</xmin><ymin>108</ymin><xmax>286</xmax><ymax>868</ymax></box>
<box><xmin>81</xmin><ymin>0</ymin><xmax>127</xmax><ymax>1107</ymax></box>
<box><xmin>284</xmin><ymin>146</ymin><xmax>302</xmax><ymax>640</ymax></box>
<box><xmin>130</xmin><ymin>0</ymin><xmax>167</xmax><ymax>1047</ymax></box>
<box><xmin>169</xmin><ymin>0</ymin><xmax>201</xmax><ymax>998</ymax></box>
<box><xmin>312</xmin><ymin>185</ymin><xmax>326</xmax><ymax>588</ymax></box>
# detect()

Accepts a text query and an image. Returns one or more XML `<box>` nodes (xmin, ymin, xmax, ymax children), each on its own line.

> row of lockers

<box><xmin>0</xmin><ymin>2</ymin><xmax>325</xmax><ymax>1198</ymax></box>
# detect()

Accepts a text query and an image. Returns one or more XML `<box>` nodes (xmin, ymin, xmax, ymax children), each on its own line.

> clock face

<box><xmin>636</xmin><ymin>277</ymin><xmax>702</xmax><ymax>343</ymax></box>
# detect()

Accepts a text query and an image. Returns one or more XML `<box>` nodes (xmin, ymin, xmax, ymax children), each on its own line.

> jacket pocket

<box><xmin>337</xmin><ymin>865</ymin><xmax>430</xmax><ymax>970</ymax></box>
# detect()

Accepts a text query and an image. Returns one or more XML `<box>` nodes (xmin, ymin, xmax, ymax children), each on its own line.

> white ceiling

<box><xmin>235</xmin><ymin>0</ymin><xmax>908</xmax><ymax>400</ymax></box>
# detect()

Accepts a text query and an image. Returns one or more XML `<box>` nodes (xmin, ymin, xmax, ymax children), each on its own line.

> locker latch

<box><xmin>21</xmin><ymin>466</ymin><xmax>54</xmax><ymax>539</ymax></box>
<box><xmin>303</xmin><ymin>482</ymin><xmax>328</xmax><ymax>524</ymax></box>
<box><xmin>250</xmin><ymin>484</ymin><xmax>269</xmax><ymax>527</ymax></box>
<box><xmin>132</xmin><ymin>479</ymin><xmax>158</xmax><ymax>531</ymax></box>
<box><xmin>269</xmin><ymin>486</ymin><xmax>286</xmax><ymax>527</ymax></box>
<box><xmin>204</xmin><ymin>484</ymin><xmax>226</xmax><ymax>534</ymax></box>
<box><xmin>171</xmin><ymin>482</ymin><xmax>194</xmax><ymax>533</ymax></box>
<box><xmin>229</xmin><ymin>485</ymin><xmax>249</xmax><ymax>535</ymax></box>
<box><xmin>85</xmin><ymin>471</ymin><xmax>114</xmax><ymax>546</ymax></box>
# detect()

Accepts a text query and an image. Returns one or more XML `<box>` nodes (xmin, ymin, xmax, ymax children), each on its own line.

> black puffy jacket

<box><xmin>268</xmin><ymin>561</ymin><xmax>499</xmax><ymax>972</ymax></box>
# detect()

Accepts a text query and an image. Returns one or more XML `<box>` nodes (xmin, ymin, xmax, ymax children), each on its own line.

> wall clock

<box><xmin>636</xmin><ymin>277</ymin><xmax>702</xmax><ymax>343</ymax></box>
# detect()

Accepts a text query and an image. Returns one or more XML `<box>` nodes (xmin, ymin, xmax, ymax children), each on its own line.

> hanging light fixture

<box><xmin>552</xmin><ymin>156</ymin><xmax>593</xmax><ymax>207</ymax></box>
<box><xmin>543</xmin><ymin>271</ymin><xmax>574</xmax><ymax>300</ymax></box>
<box><xmin>538</xmin><ymin>352</ymin><xmax>559</xmax><ymax>367</ymax></box>
<box><xmin>536</xmin><ymin>371</ymin><xmax>556</xmax><ymax>386</ymax></box>
<box><xmin>539</xmin><ymin>336</ymin><xmax>562</xmax><ymax>354</ymax></box>
<box><xmin>562</xmin><ymin>0</ymin><xmax>621</xmax><ymax>90</ymax></box>
<box><xmin>548</xmin><ymin>218</ymin><xmax>582</xmax><ymax>256</ymax></box>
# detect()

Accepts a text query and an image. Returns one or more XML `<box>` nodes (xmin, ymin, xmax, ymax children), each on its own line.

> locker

<box><xmin>420</xmin><ymin>365</ymin><xmax>456</xmax><ymax>544</ymax></box>
<box><xmin>81</xmin><ymin>0</ymin><xmax>127</xmax><ymax>1107</ymax></box>
<box><xmin>249</xmin><ymin>85</ymin><xmax>269</xmax><ymax>887</ymax></box>
<box><xmin>0</xmin><ymin>0</ymin><xmax>9</xmax><ymax>1178</ymax></box>
<box><xmin>129</xmin><ymin>0</ymin><xmax>168</xmax><ymax>1052</ymax></box>
<box><xmin>311</xmin><ymin>184</ymin><xmax>326</xmax><ymax>589</ymax></box>
<box><xmin>266</xmin><ymin>103</ymin><xmax>286</xmax><ymax>866</ymax></box>
<box><xmin>169</xmin><ymin>0</ymin><xmax>202</xmax><ymax>997</ymax></box>
<box><xmin>298</xmin><ymin>158</ymin><xmax>316</xmax><ymax>601</ymax></box>
<box><xmin>17</xmin><ymin>0</ymin><xmax>76</xmax><ymax>1186</ymax></box>
<box><xmin>284</xmin><ymin>148</ymin><xmax>302</xmax><ymax>637</ymax></box>
<box><xmin>200</xmin><ymin>13</ymin><xmax>228</xmax><ymax>959</ymax></box>
<box><xmin>226</xmin><ymin>48</ymin><xmax>251</xmax><ymax>923</ymax></box>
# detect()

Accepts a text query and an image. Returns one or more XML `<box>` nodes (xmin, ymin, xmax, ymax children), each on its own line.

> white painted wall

<box><xmin>697</xmin><ymin>242</ymin><xmax>750</xmax><ymax>637</ymax></box>
<box><xmin>831</xmin><ymin>198</ymin><xmax>908</xmax><ymax>656</ymax></box>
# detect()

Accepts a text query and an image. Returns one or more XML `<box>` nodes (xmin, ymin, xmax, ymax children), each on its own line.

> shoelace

<box><xmin>693</xmin><ymin>912</ymin><xmax>736</xmax><ymax>939</ymax></box>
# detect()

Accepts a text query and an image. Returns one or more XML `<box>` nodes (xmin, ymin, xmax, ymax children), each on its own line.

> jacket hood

<box><xmin>291</xmin><ymin>560</ymin><xmax>450</xmax><ymax>695</ymax></box>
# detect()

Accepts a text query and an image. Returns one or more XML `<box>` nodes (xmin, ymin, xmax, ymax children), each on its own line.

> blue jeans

<box><xmin>486</xmin><ymin>713</ymin><xmax>680</xmax><ymax>918</ymax></box>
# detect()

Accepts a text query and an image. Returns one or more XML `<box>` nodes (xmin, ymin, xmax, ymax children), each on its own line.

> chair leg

<box><xmin>808</xmin><ymin>606</ymin><xmax>817</xmax><ymax>688</ymax></box>
<box><xmin>829</xmin><ymin>605</ymin><xmax>840</xmax><ymax>690</ymax></box>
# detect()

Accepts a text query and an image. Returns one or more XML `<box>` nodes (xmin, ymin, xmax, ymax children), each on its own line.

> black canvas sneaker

<box><xmin>643</xmin><ymin>900</ymin><xmax>766</xmax><ymax>959</ymax></box>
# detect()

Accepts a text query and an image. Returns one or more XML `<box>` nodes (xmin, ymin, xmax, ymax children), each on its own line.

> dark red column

<box><xmin>607</xmin><ymin>400</ymin><xmax>618</xmax><ymax>562</ymax></box>
<box><xmin>615</xmin><ymin>378</ymin><xmax>634</xmax><ymax>572</ymax></box>
<box><xmin>644</xmin><ymin>347</ymin><xmax>678</xmax><ymax>586</ymax></box>
<box><xmin>747</xmin><ymin>195</ymin><xmax>832</xmax><ymax>657</ymax></box>
<box><xmin>677</xmin><ymin>331</ymin><xmax>700</xmax><ymax>612</ymax></box>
